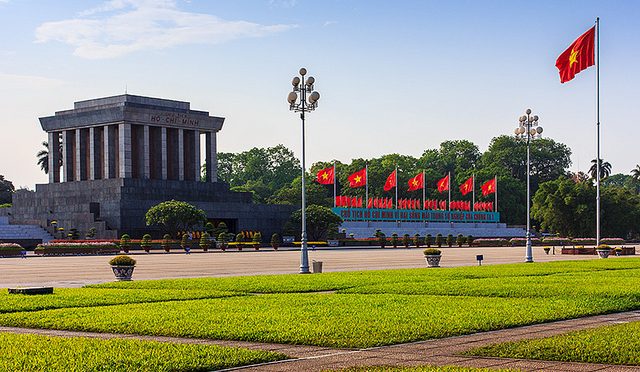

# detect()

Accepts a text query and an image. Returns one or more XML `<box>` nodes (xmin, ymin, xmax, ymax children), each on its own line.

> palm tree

<box><xmin>589</xmin><ymin>158</ymin><xmax>611</xmax><ymax>180</ymax></box>
<box><xmin>631</xmin><ymin>165</ymin><xmax>640</xmax><ymax>181</ymax></box>
<box><xmin>36</xmin><ymin>139</ymin><xmax>62</xmax><ymax>174</ymax></box>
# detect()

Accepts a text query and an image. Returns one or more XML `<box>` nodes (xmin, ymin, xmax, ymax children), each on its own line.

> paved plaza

<box><xmin>0</xmin><ymin>245</ymin><xmax>623</xmax><ymax>288</ymax></box>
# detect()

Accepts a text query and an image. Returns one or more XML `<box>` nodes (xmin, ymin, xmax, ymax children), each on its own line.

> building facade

<box><xmin>11</xmin><ymin>95</ymin><xmax>294</xmax><ymax>238</ymax></box>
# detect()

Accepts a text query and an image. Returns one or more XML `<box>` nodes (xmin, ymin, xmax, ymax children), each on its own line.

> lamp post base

<box><xmin>525</xmin><ymin>238</ymin><xmax>534</xmax><ymax>263</ymax></box>
<box><xmin>299</xmin><ymin>242</ymin><xmax>310</xmax><ymax>274</ymax></box>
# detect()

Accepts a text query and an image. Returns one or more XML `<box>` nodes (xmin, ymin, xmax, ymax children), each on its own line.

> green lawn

<box><xmin>2</xmin><ymin>258</ymin><xmax>640</xmax><ymax>348</ymax></box>
<box><xmin>0</xmin><ymin>332</ymin><xmax>286</xmax><ymax>371</ymax></box>
<box><xmin>465</xmin><ymin>320</ymin><xmax>640</xmax><ymax>365</ymax></box>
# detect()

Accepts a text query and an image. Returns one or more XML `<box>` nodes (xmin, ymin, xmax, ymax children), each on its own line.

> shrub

<box><xmin>235</xmin><ymin>233</ymin><xmax>244</xmax><ymax>243</ymax></box>
<box><xmin>199</xmin><ymin>232</ymin><xmax>211</xmax><ymax>251</ymax></box>
<box><xmin>509</xmin><ymin>237</ymin><xmax>541</xmax><ymax>246</ymax></box>
<box><xmin>571</xmin><ymin>238</ymin><xmax>597</xmax><ymax>246</ymax></box>
<box><xmin>86</xmin><ymin>227</ymin><xmax>97</xmax><ymax>239</ymax></box>
<box><xmin>109</xmin><ymin>255</ymin><xmax>136</xmax><ymax>266</ymax></box>
<box><xmin>252</xmin><ymin>232</ymin><xmax>262</xmax><ymax>243</ymax></box>
<box><xmin>435</xmin><ymin>234</ymin><xmax>443</xmax><ymax>247</ymax></box>
<box><xmin>377</xmin><ymin>232</ymin><xmax>386</xmax><ymax>248</ymax></box>
<box><xmin>597</xmin><ymin>244</ymin><xmax>611</xmax><ymax>250</ymax></box>
<box><xmin>402</xmin><ymin>234</ymin><xmax>410</xmax><ymax>248</ymax></box>
<box><xmin>270</xmin><ymin>233</ymin><xmax>280</xmax><ymax>248</ymax></box>
<box><xmin>541</xmin><ymin>237</ymin><xmax>571</xmax><ymax>246</ymax></box>
<box><xmin>391</xmin><ymin>233</ymin><xmax>399</xmax><ymax>248</ymax></box>
<box><xmin>456</xmin><ymin>234</ymin><xmax>465</xmax><ymax>247</ymax></box>
<box><xmin>446</xmin><ymin>234</ymin><xmax>453</xmax><ymax>247</ymax></box>
<box><xmin>423</xmin><ymin>248</ymin><xmax>441</xmax><ymax>255</ymax></box>
<box><xmin>601</xmin><ymin>238</ymin><xmax>625</xmax><ymax>245</ymax></box>
<box><xmin>414</xmin><ymin>234</ymin><xmax>421</xmax><ymax>248</ymax></box>
<box><xmin>180</xmin><ymin>235</ymin><xmax>189</xmax><ymax>249</ymax></box>
<box><xmin>466</xmin><ymin>235</ymin><xmax>474</xmax><ymax>246</ymax></box>
<box><xmin>218</xmin><ymin>232</ymin><xmax>228</xmax><ymax>249</ymax></box>
<box><xmin>119</xmin><ymin>234</ymin><xmax>131</xmax><ymax>250</ymax></box>
<box><xmin>471</xmin><ymin>238</ymin><xmax>509</xmax><ymax>247</ymax></box>
<box><xmin>426</xmin><ymin>234</ymin><xmax>432</xmax><ymax>247</ymax></box>
<box><xmin>141</xmin><ymin>234</ymin><xmax>152</xmax><ymax>251</ymax></box>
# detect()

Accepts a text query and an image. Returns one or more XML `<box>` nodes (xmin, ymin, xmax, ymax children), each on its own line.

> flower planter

<box><xmin>596</xmin><ymin>249</ymin><xmax>610</xmax><ymax>259</ymax></box>
<box><xmin>111</xmin><ymin>265</ymin><xmax>135</xmax><ymax>281</ymax></box>
<box><xmin>424</xmin><ymin>254</ymin><xmax>441</xmax><ymax>268</ymax></box>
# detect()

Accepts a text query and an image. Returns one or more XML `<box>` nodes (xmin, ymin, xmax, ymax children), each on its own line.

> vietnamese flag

<box><xmin>556</xmin><ymin>26</ymin><xmax>595</xmax><ymax>83</ymax></box>
<box><xmin>367</xmin><ymin>198</ymin><xmax>373</xmax><ymax>208</ymax></box>
<box><xmin>459</xmin><ymin>176</ymin><xmax>473</xmax><ymax>196</ymax></box>
<box><xmin>481</xmin><ymin>178</ymin><xmax>497</xmax><ymax>196</ymax></box>
<box><xmin>384</xmin><ymin>170</ymin><xmax>397</xmax><ymax>191</ymax></box>
<box><xmin>348</xmin><ymin>168</ymin><xmax>367</xmax><ymax>188</ymax></box>
<box><xmin>316</xmin><ymin>166</ymin><xmax>334</xmax><ymax>185</ymax></box>
<box><xmin>407</xmin><ymin>172</ymin><xmax>424</xmax><ymax>191</ymax></box>
<box><xmin>437</xmin><ymin>174</ymin><xmax>449</xmax><ymax>193</ymax></box>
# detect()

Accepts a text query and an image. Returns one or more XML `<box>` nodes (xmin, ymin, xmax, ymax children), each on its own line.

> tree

<box><xmin>36</xmin><ymin>138</ymin><xmax>62</xmax><ymax>174</ymax></box>
<box><xmin>0</xmin><ymin>175</ymin><xmax>15</xmax><ymax>205</ymax></box>
<box><xmin>285</xmin><ymin>204</ymin><xmax>343</xmax><ymax>241</ymax></box>
<box><xmin>632</xmin><ymin>165</ymin><xmax>640</xmax><ymax>182</ymax></box>
<box><xmin>589</xmin><ymin>158</ymin><xmax>612</xmax><ymax>180</ymax></box>
<box><xmin>532</xmin><ymin>176</ymin><xmax>640</xmax><ymax>238</ymax></box>
<box><xmin>145</xmin><ymin>200</ymin><xmax>206</xmax><ymax>237</ymax></box>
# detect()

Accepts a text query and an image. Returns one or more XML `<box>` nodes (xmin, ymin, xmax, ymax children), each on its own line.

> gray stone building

<box><xmin>11</xmin><ymin>94</ymin><xmax>294</xmax><ymax>238</ymax></box>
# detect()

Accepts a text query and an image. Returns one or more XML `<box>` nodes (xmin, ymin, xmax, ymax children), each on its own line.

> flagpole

<box><xmin>472</xmin><ymin>173</ymin><xmax>475</xmax><ymax>212</ymax></box>
<box><xmin>595</xmin><ymin>17</ymin><xmax>601</xmax><ymax>247</ymax></box>
<box><xmin>448</xmin><ymin>171</ymin><xmax>451</xmax><ymax>223</ymax></box>
<box><xmin>333</xmin><ymin>161</ymin><xmax>337</xmax><ymax>208</ymax></box>
<box><xmin>365</xmin><ymin>163</ymin><xmax>369</xmax><ymax>210</ymax></box>
<box><xmin>422</xmin><ymin>170</ymin><xmax>425</xmax><ymax>210</ymax></box>
<box><xmin>494</xmin><ymin>175</ymin><xmax>498</xmax><ymax>215</ymax></box>
<box><xmin>395</xmin><ymin>165</ymin><xmax>398</xmax><ymax>210</ymax></box>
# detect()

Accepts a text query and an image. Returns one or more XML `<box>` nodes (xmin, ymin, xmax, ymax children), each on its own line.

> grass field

<box><xmin>465</xmin><ymin>320</ymin><xmax>640</xmax><ymax>365</ymax></box>
<box><xmin>2</xmin><ymin>259</ymin><xmax>640</xmax><ymax>348</ymax></box>
<box><xmin>0</xmin><ymin>332</ymin><xmax>286</xmax><ymax>371</ymax></box>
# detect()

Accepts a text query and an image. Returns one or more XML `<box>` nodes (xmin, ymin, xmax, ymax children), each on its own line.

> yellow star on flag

<box><xmin>569</xmin><ymin>48</ymin><xmax>578</xmax><ymax>67</ymax></box>
<box><xmin>354</xmin><ymin>175</ymin><xmax>362</xmax><ymax>184</ymax></box>
<box><xmin>412</xmin><ymin>179</ymin><xmax>418</xmax><ymax>186</ymax></box>
<box><xmin>321</xmin><ymin>172</ymin><xmax>328</xmax><ymax>180</ymax></box>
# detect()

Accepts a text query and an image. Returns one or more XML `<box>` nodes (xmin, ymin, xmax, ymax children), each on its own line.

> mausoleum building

<box><xmin>11</xmin><ymin>94</ymin><xmax>294</xmax><ymax>239</ymax></box>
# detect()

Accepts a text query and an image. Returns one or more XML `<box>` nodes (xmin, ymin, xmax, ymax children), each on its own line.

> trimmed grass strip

<box><xmin>465</xmin><ymin>320</ymin><xmax>640</xmax><ymax>365</ymax></box>
<box><xmin>0</xmin><ymin>331</ymin><xmax>286</xmax><ymax>371</ymax></box>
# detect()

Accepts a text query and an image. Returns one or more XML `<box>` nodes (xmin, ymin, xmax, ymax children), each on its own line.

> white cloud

<box><xmin>35</xmin><ymin>0</ymin><xmax>295</xmax><ymax>59</ymax></box>
<box><xmin>323</xmin><ymin>20</ymin><xmax>338</xmax><ymax>27</ymax></box>
<box><xmin>0</xmin><ymin>72</ymin><xmax>66</xmax><ymax>87</ymax></box>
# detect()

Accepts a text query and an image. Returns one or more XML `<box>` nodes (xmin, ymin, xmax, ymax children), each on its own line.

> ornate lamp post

<box><xmin>515</xmin><ymin>109</ymin><xmax>543</xmax><ymax>263</ymax></box>
<box><xmin>288</xmin><ymin>67</ymin><xmax>320</xmax><ymax>274</ymax></box>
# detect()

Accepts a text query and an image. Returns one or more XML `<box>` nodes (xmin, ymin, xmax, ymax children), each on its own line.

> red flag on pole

<box><xmin>384</xmin><ymin>169</ymin><xmax>397</xmax><ymax>191</ymax></box>
<box><xmin>459</xmin><ymin>176</ymin><xmax>473</xmax><ymax>196</ymax></box>
<box><xmin>481</xmin><ymin>178</ymin><xmax>497</xmax><ymax>196</ymax></box>
<box><xmin>556</xmin><ymin>26</ymin><xmax>595</xmax><ymax>83</ymax></box>
<box><xmin>316</xmin><ymin>166</ymin><xmax>335</xmax><ymax>185</ymax></box>
<box><xmin>348</xmin><ymin>168</ymin><xmax>367</xmax><ymax>188</ymax></box>
<box><xmin>407</xmin><ymin>172</ymin><xmax>425</xmax><ymax>191</ymax></box>
<box><xmin>437</xmin><ymin>174</ymin><xmax>450</xmax><ymax>193</ymax></box>
<box><xmin>367</xmin><ymin>198</ymin><xmax>373</xmax><ymax>208</ymax></box>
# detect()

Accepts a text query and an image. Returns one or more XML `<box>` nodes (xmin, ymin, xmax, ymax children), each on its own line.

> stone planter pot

<box><xmin>597</xmin><ymin>249</ymin><xmax>611</xmax><ymax>259</ymax></box>
<box><xmin>424</xmin><ymin>254</ymin><xmax>442</xmax><ymax>268</ymax></box>
<box><xmin>111</xmin><ymin>265</ymin><xmax>135</xmax><ymax>281</ymax></box>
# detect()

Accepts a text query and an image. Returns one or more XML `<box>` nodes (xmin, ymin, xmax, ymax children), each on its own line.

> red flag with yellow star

<box><xmin>347</xmin><ymin>168</ymin><xmax>367</xmax><ymax>188</ymax></box>
<box><xmin>436</xmin><ymin>174</ymin><xmax>449</xmax><ymax>193</ymax></box>
<box><xmin>459</xmin><ymin>176</ymin><xmax>473</xmax><ymax>196</ymax></box>
<box><xmin>556</xmin><ymin>26</ymin><xmax>595</xmax><ymax>83</ymax></box>
<box><xmin>383</xmin><ymin>170</ymin><xmax>396</xmax><ymax>191</ymax></box>
<box><xmin>316</xmin><ymin>166</ymin><xmax>334</xmax><ymax>185</ymax></box>
<box><xmin>407</xmin><ymin>172</ymin><xmax>424</xmax><ymax>191</ymax></box>
<box><xmin>481</xmin><ymin>178</ymin><xmax>496</xmax><ymax>196</ymax></box>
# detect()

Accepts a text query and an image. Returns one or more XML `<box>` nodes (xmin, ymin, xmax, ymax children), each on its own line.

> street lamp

<box><xmin>288</xmin><ymin>67</ymin><xmax>320</xmax><ymax>274</ymax></box>
<box><xmin>515</xmin><ymin>109</ymin><xmax>543</xmax><ymax>263</ymax></box>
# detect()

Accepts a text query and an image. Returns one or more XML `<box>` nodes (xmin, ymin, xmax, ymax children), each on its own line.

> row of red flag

<box><xmin>334</xmin><ymin>196</ymin><xmax>494</xmax><ymax>212</ymax></box>
<box><xmin>317</xmin><ymin>167</ymin><xmax>497</xmax><ymax>196</ymax></box>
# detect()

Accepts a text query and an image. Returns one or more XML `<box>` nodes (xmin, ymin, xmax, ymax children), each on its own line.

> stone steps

<box><xmin>0</xmin><ymin>225</ymin><xmax>54</xmax><ymax>242</ymax></box>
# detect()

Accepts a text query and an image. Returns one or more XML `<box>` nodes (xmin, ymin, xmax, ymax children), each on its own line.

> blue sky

<box><xmin>1</xmin><ymin>0</ymin><xmax>639</xmax><ymax>188</ymax></box>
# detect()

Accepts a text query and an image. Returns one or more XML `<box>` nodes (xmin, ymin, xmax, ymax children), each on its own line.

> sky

<box><xmin>1</xmin><ymin>0</ymin><xmax>639</xmax><ymax>189</ymax></box>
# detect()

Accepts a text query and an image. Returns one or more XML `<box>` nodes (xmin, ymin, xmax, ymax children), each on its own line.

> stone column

<box><xmin>178</xmin><ymin>128</ymin><xmax>184</xmax><ymax>181</ymax></box>
<box><xmin>103</xmin><ymin>125</ymin><xmax>111</xmax><ymax>179</ymax></box>
<box><xmin>143</xmin><ymin>125</ymin><xmax>150</xmax><ymax>179</ymax></box>
<box><xmin>118</xmin><ymin>123</ymin><xmax>132</xmax><ymax>178</ymax></box>
<box><xmin>161</xmin><ymin>127</ymin><xmax>168</xmax><ymax>180</ymax></box>
<box><xmin>194</xmin><ymin>130</ymin><xmax>201</xmax><ymax>181</ymax></box>
<box><xmin>75</xmin><ymin>129</ymin><xmax>82</xmax><ymax>181</ymax></box>
<box><xmin>48</xmin><ymin>132</ymin><xmax>60</xmax><ymax>183</ymax></box>
<box><xmin>205</xmin><ymin>131</ymin><xmax>217</xmax><ymax>182</ymax></box>
<box><xmin>89</xmin><ymin>127</ymin><xmax>96</xmax><ymax>180</ymax></box>
<box><xmin>63</xmin><ymin>130</ymin><xmax>74</xmax><ymax>182</ymax></box>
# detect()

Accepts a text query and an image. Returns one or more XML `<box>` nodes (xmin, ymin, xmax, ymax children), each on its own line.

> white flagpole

<box><xmin>395</xmin><ymin>165</ymin><xmax>398</xmax><ymax>210</ymax></box>
<box><xmin>365</xmin><ymin>163</ymin><xmax>369</xmax><ymax>209</ymax></box>
<box><xmin>333</xmin><ymin>160</ymin><xmax>337</xmax><ymax>208</ymax></box>
<box><xmin>595</xmin><ymin>17</ymin><xmax>601</xmax><ymax>246</ymax></box>
<box><xmin>494</xmin><ymin>175</ymin><xmax>498</xmax><ymax>213</ymax></box>
<box><xmin>472</xmin><ymin>173</ymin><xmax>475</xmax><ymax>212</ymax></box>
<box><xmin>422</xmin><ymin>170</ymin><xmax>426</xmax><ymax>210</ymax></box>
<box><xmin>448</xmin><ymin>171</ymin><xmax>451</xmax><ymax>223</ymax></box>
